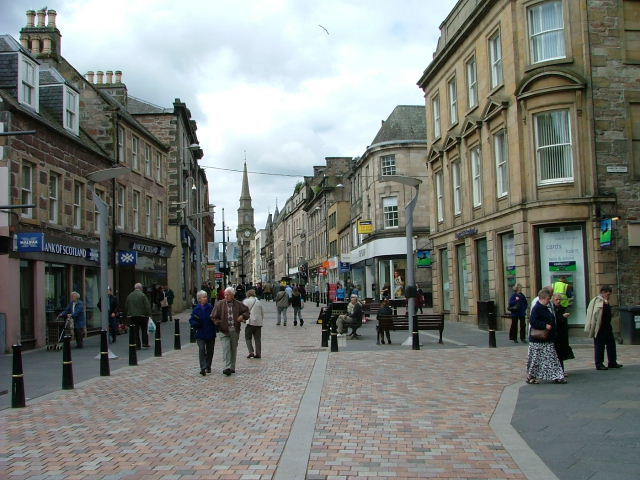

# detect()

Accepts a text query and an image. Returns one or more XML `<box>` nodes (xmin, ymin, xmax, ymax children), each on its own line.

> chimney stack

<box><xmin>36</xmin><ymin>9</ymin><xmax>46</xmax><ymax>27</ymax></box>
<box><xmin>115</xmin><ymin>70</ymin><xmax>122</xmax><ymax>84</ymax></box>
<box><xmin>26</xmin><ymin>10</ymin><xmax>36</xmax><ymax>27</ymax></box>
<box><xmin>96</xmin><ymin>71</ymin><xmax>104</xmax><ymax>84</ymax></box>
<box><xmin>42</xmin><ymin>37</ymin><xmax>52</xmax><ymax>54</ymax></box>
<box><xmin>47</xmin><ymin>10</ymin><xmax>57</xmax><ymax>28</ymax></box>
<box><xmin>106</xmin><ymin>70</ymin><xmax>113</xmax><ymax>84</ymax></box>
<box><xmin>30</xmin><ymin>38</ymin><xmax>40</xmax><ymax>54</ymax></box>
<box><xmin>86</xmin><ymin>71</ymin><xmax>95</xmax><ymax>83</ymax></box>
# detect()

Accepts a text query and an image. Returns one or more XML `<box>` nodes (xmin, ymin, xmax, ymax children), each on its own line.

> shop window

<box><xmin>381</xmin><ymin>154</ymin><xmax>396</xmax><ymax>176</ymax></box>
<box><xmin>471</xmin><ymin>147</ymin><xmax>482</xmax><ymax>207</ymax></box>
<box><xmin>48</xmin><ymin>172</ymin><xmax>60</xmax><ymax>224</ymax></box>
<box><xmin>476</xmin><ymin>238</ymin><xmax>490</xmax><ymax>301</ymax></box>
<box><xmin>534</xmin><ymin>109</ymin><xmax>573</xmax><ymax>184</ymax></box>
<box><xmin>466</xmin><ymin>55</ymin><xmax>478</xmax><ymax>109</ymax></box>
<box><xmin>489</xmin><ymin>30</ymin><xmax>503</xmax><ymax>89</ymax></box>
<box><xmin>45</xmin><ymin>262</ymin><xmax>68</xmax><ymax>324</ymax></box>
<box><xmin>528</xmin><ymin>0</ymin><xmax>565</xmax><ymax>64</ymax></box>
<box><xmin>21</xmin><ymin>163</ymin><xmax>34</xmax><ymax>218</ymax></box>
<box><xmin>441</xmin><ymin>248</ymin><xmax>451</xmax><ymax>310</ymax></box>
<box><xmin>383</xmin><ymin>196</ymin><xmax>399</xmax><ymax>228</ymax></box>
<box><xmin>456</xmin><ymin>244</ymin><xmax>469</xmax><ymax>311</ymax></box>
<box><xmin>494</xmin><ymin>130</ymin><xmax>509</xmax><ymax>197</ymax></box>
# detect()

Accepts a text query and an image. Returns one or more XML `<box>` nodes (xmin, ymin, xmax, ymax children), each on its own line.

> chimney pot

<box><xmin>20</xmin><ymin>35</ymin><xmax>29</xmax><ymax>49</ymax></box>
<box><xmin>42</xmin><ymin>37</ymin><xmax>52</xmax><ymax>54</ymax></box>
<box><xmin>96</xmin><ymin>71</ymin><xmax>104</xmax><ymax>84</ymax></box>
<box><xmin>86</xmin><ymin>71</ymin><xmax>95</xmax><ymax>83</ymax></box>
<box><xmin>36</xmin><ymin>9</ymin><xmax>46</xmax><ymax>27</ymax></box>
<box><xmin>30</xmin><ymin>38</ymin><xmax>40</xmax><ymax>54</ymax></box>
<box><xmin>115</xmin><ymin>71</ymin><xmax>122</xmax><ymax>83</ymax></box>
<box><xmin>106</xmin><ymin>70</ymin><xmax>113</xmax><ymax>84</ymax></box>
<box><xmin>26</xmin><ymin>10</ymin><xmax>36</xmax><ymax>27</ymax></box>
<box><xmin>47</xmin><ymin>10</ymin><xmax>57</xmax><ymax>28</ymax></box>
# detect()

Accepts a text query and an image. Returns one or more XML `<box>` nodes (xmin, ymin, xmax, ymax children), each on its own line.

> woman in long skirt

<box><xmin>526</xmin><ymin>289</ymin><xmax>566</xmax><ymax>384</ymax></box>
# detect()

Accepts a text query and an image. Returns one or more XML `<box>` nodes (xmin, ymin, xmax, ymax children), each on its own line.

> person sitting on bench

<box><xmin>336</xmin><ymin>294</ymin><xmax>364</xmax><ymax>337</ymax></box>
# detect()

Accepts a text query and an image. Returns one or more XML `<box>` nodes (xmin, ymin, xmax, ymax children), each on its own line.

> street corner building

<box><xmin>416</xmin><ymin>0</ymin><xmax>640</xmax><ymax>332</ymax></box>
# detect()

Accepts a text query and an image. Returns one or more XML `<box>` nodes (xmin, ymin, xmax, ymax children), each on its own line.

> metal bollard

<box><xmin>488</xmin><ymin>312</ymin><xmax>497</xmax><ymax>348</ymax></box>
<box><xmin>100</xmin><ymin>330</ymin><xmax>110</xmax><ymax>376</ymax></box>
<box><xmin>321</xmin><ymin>308</ymin><xmax>329</xmax><ymax>348</ymax></box>
<box><xmin>412</xmin><ymin>315</ymin><xmax>420</xmax><ymax>351</ymax></box>
<box><xmin>62</xmin><ymin>335</ymin><xmax>74</xmax><ymax>390</ymax></box>
<box><xmin>154</xmin><ymin>320</ymin><xmax>162</xmax><ymax>357</ymax></box>
<box><xmin>11</xmin><ymin>344</ymin><xmax>26</xmax><ymax>408</ymax></box>
<box><xmin>174</xmin><ymin>318</ymin><xmax>181</xmax><ymax>350</ymax></box>
<box><xmin>330</xmin><ymin>315</ymin><xmax>339</xmax><ymax>352</ymax></box>
<box><xmin>190</xmin><ymin>326</ymin><xmax>196</xmax><ymax>343</ymax></box>
<box><xmin>128</xmin><ymin>323</ymin><xmax>138</xmax><ymax>366</ymax></box>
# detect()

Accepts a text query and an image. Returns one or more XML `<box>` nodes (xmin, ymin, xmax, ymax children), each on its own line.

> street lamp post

<box><xmin>86</xmin><ymin>166</ymin><xmax>130</xmax><ymax>366</ymax></box>
<box><xmin>379</xmin><ymin>175</ymin><xmax>422</xmax><ymax>350</ymax></box>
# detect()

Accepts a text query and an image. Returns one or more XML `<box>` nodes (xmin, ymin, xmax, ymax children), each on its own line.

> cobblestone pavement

<box><xmin>2</xmin><ymin>301</ymin><xmax>639</xmax><ymax>479</ymax></box>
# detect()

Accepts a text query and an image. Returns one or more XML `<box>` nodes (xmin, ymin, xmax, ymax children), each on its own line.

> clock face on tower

<box><xmin>244</xmin><ymin>230</ymin><xmax>251</xmax><ymax>238</ymax></box>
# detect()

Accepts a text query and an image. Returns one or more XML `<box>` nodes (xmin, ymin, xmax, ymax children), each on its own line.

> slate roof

<box><xmin>39</xmin><ymin>65</ymin><xmax>66</xmax><ymax>85</ymax></box>
<box><xmin>126</xmin><ymin>95</ymin><xmax>172</xmax><ymax>115</ymax></box>
<box><xmin>369</xmin><ymin>105</ymin><xmax>427</xmax><ymax>147</ymax></box>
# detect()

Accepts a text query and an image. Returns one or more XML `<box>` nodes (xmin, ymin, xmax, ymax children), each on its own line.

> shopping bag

<box><xmin>148</xmin><ymin>317</ymin><xmax>156</xmax><ymax>333</ymax></box>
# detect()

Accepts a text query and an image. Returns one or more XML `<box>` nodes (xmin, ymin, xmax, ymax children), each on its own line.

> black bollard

<box><xmin>100</xmin><ymin>330</ymin><xmax>110</xmax><ymax>376</ymax></box>
<box><xmin>190</xmin><ymin>326</ymin><xmax>196</xmax><ymax>343</ymax></box>
<box><xmin>412</xmin><ymin>315</ymin><xmax>420</xmax><ymax>351</ymax></box>
<box><xmin>154</xmin><ymin>320</ymin><xmax>162</xmax><ymax>357</ymax></box>
<box><xmin>62</xmin><ymin>335</ymin><xmax>74</xmax><ymax>390</ymax></box>
<box><xmin>174</xmin><ymin>318</ymin><xmax>181</xmax><ymax>350</ymax></box>
<box><xmin>11</xmin><ymin>344</ymin><xmax>26</xmax><ymax>408</ymax></box>
<box><xmin>128</xmin><ymin>323</ymin><xmax>138</xmax><ymax>366</ymax></box>
<box><xmin>488</xmin><ymin>312</ymin><xmax>497</xmax><ymax>348</ymax></box>
<box><xmin>321</xmin><ymin>307</ymin><xmax>329</xmax><ymax>348</ymax></box>
<box><xmin>330</xmin><ymin>313</ymin><xmax>339</xmax><ymax>352</ymax></box>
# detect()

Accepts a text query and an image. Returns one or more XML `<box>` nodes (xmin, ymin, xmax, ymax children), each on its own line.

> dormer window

<box><xmin>19</xmin><ymin>55</ymin><xmax>39</xmax><ymax>111</ymax></box>
<box><xmin>63</xmin><ymin>87</ymin><xmax>79</xmax><ymax>135</ymax></box>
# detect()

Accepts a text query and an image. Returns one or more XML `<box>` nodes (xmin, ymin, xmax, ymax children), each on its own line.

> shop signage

<box><xmin>417</xmin><ymin>249</ymin><xmax>432</xmax><ymax>268</ymax></box>
<box><xmin>549</xmin><ymin>261</ymin><xmax>576</xmax><ymax>271</ymax></box>
<box><xmin>606</xmin><ymin>166</ymin><xmax>628</xmax><ymax>173</ymax></box>
<box><xmin>339</xmin><ymin>261</ymin><xmax>350</xmax><ymax>273</ymax></box>
<box><xmin>16</xmin><ymin>232</ymin><xmax>44</xmax><ymax>252</ymax></box>
<box><xmin>318</xmin><ymin>266</ymin><xmax>327</xmax><ymax>276</ymax></box>
<box><xmin>118</xmin><ymin>250</ymin><xmax>138</xmax><ymax>265</ymax></box>
<box><xmin>357</xmin><ymin>220</ymin><xmax>374</xmax><ymax>234</ymax></box>
<box><xmin>600</xmin><ymin>218</ymin><xmax>612</xmax><ymax>248</ymax></box>
<box><xmin>455</xmin><ymin>227</ymin><xmax>478</xmax><ymax>239</ymax></box>
<box><xmin>130</xmin><ymin>242</ymin><xmax>169</xmax><ymax>257</ymax></box>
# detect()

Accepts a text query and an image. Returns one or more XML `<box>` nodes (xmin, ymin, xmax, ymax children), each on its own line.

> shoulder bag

<box><xmin>530</xmin><ymin>328</ymin><xmax>549</xmax><ymax>340</ymax></box>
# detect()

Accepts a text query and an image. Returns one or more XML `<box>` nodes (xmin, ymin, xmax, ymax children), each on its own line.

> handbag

<box><xmin>507</xmin><ymin>304</ymin><xmax>518</xmax><ymax>312</ymax></box>
<box><xmin>530</xmin><ymin>328</ymin><xmax>549</xmax><ymax>340</ymax></box>
<box><xmin>160</xmin><ymin>297</ymin><xmax>169</xmax><ymax>308</ymax></box>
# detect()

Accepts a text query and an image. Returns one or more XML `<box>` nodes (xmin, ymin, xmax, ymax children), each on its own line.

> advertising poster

<box><xmin>417</xmin><ymin>249</ymin><xmax>432</xmax><ymax>268</ymax></box>
<box><xmin>600</xmin><ymin>219</ymin><xmax>612</xmax><ymax>248</ymax></box>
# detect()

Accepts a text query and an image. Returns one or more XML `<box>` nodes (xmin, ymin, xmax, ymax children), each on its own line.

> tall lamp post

<box><xmin>87</xmin><ymin>166</ymin><xmax>130</xmax><ymax>362</ymax></box>
<box><xmin>380</xmin><ymin>175</ymin><xmax>422</xmax><ymax>350</ymax></box>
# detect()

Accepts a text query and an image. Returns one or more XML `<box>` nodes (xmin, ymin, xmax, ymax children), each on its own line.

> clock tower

<box><xmin>236</xmin><ymin>162</ymin><xmax>256</xmax><ymax>240</ymax></box>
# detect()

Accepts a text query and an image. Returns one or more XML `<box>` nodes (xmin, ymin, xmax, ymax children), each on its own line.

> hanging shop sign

<box><xmin>339</xmin><ymin>261</ymin><xmax>350</xmax><ymax>273</ymax></box>
<box><xmin>357</xmin><ymin>220</ymin><xmax>374</xmax><ymax>234</ymax></box>
<box><xmin>118</xmin><ymin>250</ymin><xmax>138</xmax><ymax>265</ymax></box>
<box><xmin>600</xmin><ymin>218</ymin><xmax>612</xmax><ymax>248</ymax></box>
<box><xmin>417</xmin><ymin>249</ymin><xmax>432</xmax><ymax>268</ymax></box>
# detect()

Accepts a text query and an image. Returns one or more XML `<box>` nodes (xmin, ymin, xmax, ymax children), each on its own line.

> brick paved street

<box><xmin>2</xmin><ymin>301</ymin><xmax>639</xmax><ymax>479</ymax></box>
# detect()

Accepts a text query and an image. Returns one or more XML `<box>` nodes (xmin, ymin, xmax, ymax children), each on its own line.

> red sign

<box><xmin>318</xmin><ymin>267</ymin><xmax>327</xmax><ymax>276</ymax></box>
<box><xmin>329</xmin><ymin>283</ymin><xmax>337</xmax><ymax>302</ymax></box>
<box><xmin>215</xmin><ymin>273</ymin><xmax>224</xmax><ymax>279</ymax></box>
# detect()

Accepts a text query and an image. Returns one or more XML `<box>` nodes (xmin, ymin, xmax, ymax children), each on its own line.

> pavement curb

<box><xmin>490</xmin><ymin>381</ymin><xmax>560</xmax><ymax>480</ymax></box>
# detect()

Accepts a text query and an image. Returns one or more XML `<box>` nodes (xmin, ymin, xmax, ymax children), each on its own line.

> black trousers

<box><xmin>73</xmin><ymin>328</ymin><xmax>84</xmax><ymax>348</ymax></box>
<box><xmin>509</xmin><ymin>316</ymin><xmax>526</xmax><ymax>341</ymax></box>
<box><xmin>594</xmin><ymin>324</ymin><xmax>617</xmax><ymax>367</ymax></box>
<box><xmin>161</xmin><ymin>306</ymin><xmax>171</xmax><ymax>323</ymax></box>
<box><xmin>196</xmin><ymin>338</ymin><xmax>215</xmax><ymax>371</ymax></box>
<box><xmin>130</xmin><ymin>316</ymin><xmax>149</xmax><ymax>348</ymax></box>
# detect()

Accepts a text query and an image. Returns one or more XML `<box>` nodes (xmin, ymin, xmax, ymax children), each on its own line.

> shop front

<box><xmin>10</xmin><ymin>231</ymin><xmax>100</xmax><ymax>349</ymax></box>
<box><xmin>116</xmin><ymin>233</ymin><xmax>173</xmax><ymax>308</ymax></box>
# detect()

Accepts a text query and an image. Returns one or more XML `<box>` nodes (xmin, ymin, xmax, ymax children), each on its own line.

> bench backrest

<box><xmin>378</xmin><ymin>314</ymin><xmax>444</xmax><ymax>330</ymax></box>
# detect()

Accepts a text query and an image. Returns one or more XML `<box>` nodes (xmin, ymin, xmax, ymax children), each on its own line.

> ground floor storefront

<box><xmin>430</xmin><ymin>204</ymin><xmax>612</xmax><ymax>331</ymax></box>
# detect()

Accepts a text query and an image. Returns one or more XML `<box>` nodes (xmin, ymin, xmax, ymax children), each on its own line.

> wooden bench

<box><xmin>377</xmin><ymin>314</ymin><xmax>445</xmax><ymax>344</ymax></box>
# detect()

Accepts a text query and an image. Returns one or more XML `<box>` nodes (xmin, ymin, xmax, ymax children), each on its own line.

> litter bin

<box><xmin>619</xmin><ymin>305</ymin><xmax>640</xmax><ymax>345</ymax></box>
<box><xmin>477</xmin><ymin>300</ymin><xmax>495</xmax><ymax>331</ymax></box>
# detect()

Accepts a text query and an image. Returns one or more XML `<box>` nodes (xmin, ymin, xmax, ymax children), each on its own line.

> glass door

<box><xmin>20</xmin><ymin>260</ymin><xmax>35</xmax><ymax>344</ymax></box>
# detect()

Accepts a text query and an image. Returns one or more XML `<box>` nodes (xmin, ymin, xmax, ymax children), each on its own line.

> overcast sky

<box><xmin>1</xmin><ymin>0</ymin><xmax>458</xmax><ymax>241</ymax></box>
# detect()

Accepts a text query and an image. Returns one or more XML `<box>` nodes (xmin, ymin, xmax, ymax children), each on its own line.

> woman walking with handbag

<box><xmin>243</xmin><ymin>289</ymin><xmax>264</xmax><ymax>358</ymax></box>
<box><xmin>526</xmin><ymin>289</ymin><xmax>566</xmax><ymax>384</ymax></box>
<box><xmin>189</xmin><ymin>290</ymin><xmax>216</xmax><ymax>376</ymax></box>
<box><xmin>508</xmin><ymin>284</ymin><xmax>528</xmax><ymax>343</ymax></box>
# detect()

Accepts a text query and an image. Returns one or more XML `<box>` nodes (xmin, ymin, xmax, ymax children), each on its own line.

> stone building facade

<box><xmin>417</xmin><ymin>0</ymin><xmax>640</xmax><ymax>330</ymax></box>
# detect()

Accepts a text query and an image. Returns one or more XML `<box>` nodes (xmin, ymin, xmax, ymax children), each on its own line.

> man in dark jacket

<box><xmin>211</xmin><ymin>287</ymin><xmax>250</xmax><ymax>375</ymax></box>
<box><xmin>59</xmin><ymin>291</ymin><xmax>86</xmax><ymax>348</ymax></box>
<box><xmin>336</xmin><ymin>294</ymin><xmax>364</xmax><ymax>337</ymax></box>
<box><xmin>125</xmin><ymin>283</ymin><xmax>152</xmax><ymax>349</ymax></box>
<box><xmin>98</xmin><ymin>287</ymin><xmax>119</xmax><ymax>343</ymax></box>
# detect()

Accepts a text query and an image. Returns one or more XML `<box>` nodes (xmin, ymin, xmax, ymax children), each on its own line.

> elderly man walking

<box><xmin>125</xmin><ymin>283</ymin><xmax>152</xmax><ymax>349</ymax></box>
<box><xmin>211</xmin><ymin>287</ymin><xmax>250</xmax><ymax>376</ymax></box>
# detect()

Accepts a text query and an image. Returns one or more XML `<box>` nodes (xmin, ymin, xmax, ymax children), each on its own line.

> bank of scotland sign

<box><xmin>118</xmin><ymin>250</ymin><xmax>137</xmax><ymax>265</ymax></box>
<box><xmin>16</xmin><ymin>233</ymin><xmax>44</xmax><ymax>252</ymax></box>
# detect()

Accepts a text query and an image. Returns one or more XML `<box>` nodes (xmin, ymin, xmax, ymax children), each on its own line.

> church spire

<box><xmin>236</xmin><ymin>161</ymin><xmax>255</xmax><ymax>240</ymax></box>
